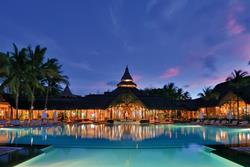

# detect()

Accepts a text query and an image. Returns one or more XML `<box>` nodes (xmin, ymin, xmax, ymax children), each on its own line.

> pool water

<box><xmin>17</xmin><ymin>145</ymin><xmax>242</xmax><ymax>167</ymax></box>
<box><xmin>0</xmin><ymin>124</ymin><xmax>249</xmax><ymax>166</ymax></box>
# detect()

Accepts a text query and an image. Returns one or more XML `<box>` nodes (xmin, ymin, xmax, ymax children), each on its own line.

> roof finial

<box><xmin>117</xmin><ymin>66</ymin><xmax>137</xmax><ymax>88</ymax></box>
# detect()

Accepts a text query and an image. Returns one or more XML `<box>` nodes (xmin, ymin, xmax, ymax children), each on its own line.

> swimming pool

<box><xmin>0</xmin><ymin>124</ymin><xmax>249</xmax><ymax>166</ymax></box>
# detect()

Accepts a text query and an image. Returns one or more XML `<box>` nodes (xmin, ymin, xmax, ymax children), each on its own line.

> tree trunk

<box><xmin>110</xmin><ymin>109</ymin><xmax>113</xmax><ymax>119</ymax></box>
<box><xmin>205</xmin><ymin>107</ymin><xmax>208</xmax><ymax>118</ymax></box>
<box><xmin>15</xmin><ymin>92</ymin><xmax>19</xmax><ymax>120</ymax></box>
<box><xmin>10</xmin><ymin>107</ymin><xmax>13</xmax><ymax>120</ymax></box>
<box><xmin>229</xmin><ymin>101</ymin><xmax>233</xmax><ymax>119</ymax></box>
<box><xmin>245</xmin><ymin>103</ymin><xmax>247</xmax><ymax>120</ymax></box>
<box><xmin>237</xmin><ymin>97</ymin><xmax>240</xmax><ymax>122</ymax></box>
<box><xmin>44</xmin><ymin>85</ymin><xmax>50</xmax><ymax>109</ymax></box>
<box><xmin>29</xmin><ymin>87</ymin><xmax>35</xmax><ymax>121</ymax></box>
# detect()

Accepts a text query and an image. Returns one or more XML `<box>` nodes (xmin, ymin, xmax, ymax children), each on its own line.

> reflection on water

<box><xmin>0</xmin><ymin>124</ymin><xmax>250</xmax><ymax>146</ymax></box>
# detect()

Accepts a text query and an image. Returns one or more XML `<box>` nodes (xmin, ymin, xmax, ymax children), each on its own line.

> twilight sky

<box><xmin>1</xmin><ymin>0</ymin><xmax>250</xmax><ymax>97</ymax></box>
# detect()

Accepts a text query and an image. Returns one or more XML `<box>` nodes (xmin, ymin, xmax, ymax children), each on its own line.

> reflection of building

<box><xmin>2</xmin><ymin>124</ymin><xmax>250</xmax><ymax>144</ymax></box>
<box><xmin>1</xmin><ymin>67</ymin><xmax>250</xmax><ymax>121</ymax></box>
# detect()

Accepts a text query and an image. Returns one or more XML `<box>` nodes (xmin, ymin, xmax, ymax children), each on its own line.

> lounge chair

<box><xmin>208</xmin><ymin>120</ymin><xmax>215</xmax><ymax>125</ymax></box>
<box><xmin>42</xmin><ymin>119</ymin><xmax>48</xmax><ymax>126</ymax></box>
<box><xmin>48</xmin><ymin>120</ymin><xmax>58</xmax><ymax>126</ymax></box>
<box><xmin>0</xmin><ymin>120</ymin><xmax>7</xmax><ymax>127</ymax></box>
<box><xmin>203</xmin><ymin>120</ymin><xmax>209</xmax><ymax>125</ymax></box>
<box><xmin>10</xmin><ymin>120</ymin><xmax>20</xmax><ymax>126</ymax></box>
<box><xmin>214</xmin><ymin>120</ymin><xmax>220</xmax><ymax>125</ymax></box>
<box><xmin>192</xmin><ymin>119</ymin><xmax>200</xmax><ymax>125</ymax></box>
<box><xmin>31</xmin><ymin>120</ymin><xmax>42</xmax><ymax>126</ymax></box>
<box><xmin>239</xmin><ymin>121</ymin><xmax>249</xmax><ymax>127</ymax></box>
<box><xmin>220</xmin><ymin>120</ymin><xmax>228</xmax><ymax>126</ymax></box>
<box><xmin>229</xmin><ymin>120</ymin><xmax>238</xmax><ymax>126</ymax></box>
<box><xmin>22</xmin><ymin>119</ymin><xmax>29</xmax><ymax>126</ymax></box>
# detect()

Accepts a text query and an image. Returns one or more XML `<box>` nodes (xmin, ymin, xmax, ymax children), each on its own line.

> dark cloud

<box><xmin>106</xmin><ymin>81</ymin><xmax>117</xmax><ymax>86</ymax></box>
<box><xmin>202</xmin><ymin>55</ymin><xmax>217</xmax><ymax>72</ymax></box>
<box><xmin>202</xmin><ymin>73</ymin><xmax>216</xmax><ymax>78</ymax></box>
<box><xmin>183</xmin><ymin>84</ymin><xmax>190</xmax><ymax>88</ymax></box>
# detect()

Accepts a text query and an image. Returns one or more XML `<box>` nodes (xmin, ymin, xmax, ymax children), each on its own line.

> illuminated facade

<box><xmin>0</xmin><ymin>96</ymin><xmax>10</xmax><ymax>120</ymax></box>
<box><xmin>198</xmin><ymin>91</ymin><xmax>250</xmax><ymax>119</ymax></box>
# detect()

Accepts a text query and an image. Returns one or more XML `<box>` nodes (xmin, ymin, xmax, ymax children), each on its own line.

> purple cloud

<box><xmin>160</xmin><ymin>67</ymin><xmax>180</xmax><ymax>79</ymax></box>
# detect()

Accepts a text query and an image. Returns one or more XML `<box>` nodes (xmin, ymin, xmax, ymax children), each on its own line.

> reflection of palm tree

<box><xmin>226</xmin><ymin>69</ymin><xmax>248</xmax><ymax>121</ymax></box>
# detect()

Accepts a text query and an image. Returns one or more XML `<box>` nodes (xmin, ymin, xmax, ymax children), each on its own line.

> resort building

<box><xmin>196</xmin><ymin>82</ymin><xmax>250</xmax><ymax>120</ymax></box>
<box><xmin>0</xmin><ymin>67</ymin><xmax>250</xmax><ymax>121</ymax></box>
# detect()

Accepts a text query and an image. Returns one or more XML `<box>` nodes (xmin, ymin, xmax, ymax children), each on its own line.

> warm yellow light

<box><xmin>118</xmin><ymin>84</ymin><xmax>136</xmax><ymax>88</ymax></box>
<box><xmin>122</xmin><ymin>79</ymin><xmax>133</xmax><ymax>82</ymax></box>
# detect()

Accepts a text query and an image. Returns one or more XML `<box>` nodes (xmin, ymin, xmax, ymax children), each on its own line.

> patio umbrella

<box><xmin>53</xmin><ymin>111</ymin><xmax>57</xmax><ymax>123</ymax></box>
<box><xmin>42</xmin><ymin>110</ymin><xmax>47</xmax><ymax>121</ymax></box>
<box><xmin>227</xmin><ymin>111</ymin><xmax>233</xmax><ymax>122</ymax></box>
<box><xmin>199</xmin><ymin>112</ymin><xmax>204</xmax><ymax>120</ymax></box>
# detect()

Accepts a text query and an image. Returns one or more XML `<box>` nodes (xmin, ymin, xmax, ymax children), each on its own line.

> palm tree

<box><xmin>0</xmin><ymin>52</ymin><xmax>11</xmax><ymax>94</ymax></box>
<box><xmin>226</xmin><ymin>69</ymin><xmax>249</xmax><ymax>121</ymax></box>
<box><xmin>0</xmin><ymin>52</ymin><xmax>10</xmax><ymax>78</ymax></box>
<box><xmin>226</xmin><ymin>69</ymin><xmax>248</xmax><ymax>84</ymax></box>
<box><xmin>26</xmin><ymin>45</ymin><xmax>47</xmax><ymax>120</ymax></box>
<box><xmin>163</xmin><ymin>82</ymin><xmax>177</xmax><ymax>99</ymax></box>
<box><xmin>41</xmin><ymin>58</ymin><xmax>68</xmax><ymax>109</ymax></box>
<box><xmin>142</xmin><ymin>82</ymin><xmax>191</xmax><ymax>100</ymax></box>
<box><xmin>198</xmin><ymin>87</ymin><xmax>214</xmax><ymax>118</ymax></box>
<box><xmin>176</xmin><ymin>88</ymin><xmax>184</xmax><ymax>99</ymax></box>
<box><xmin>0</xmin><ymin>44</ymin><xmax>31</xmax><ymax>120</ymax></box>
<box><xmin>182</xmin><ymin>91</ymin><xmax>191</xmax><ymax>100</ymax></box>
<box><xmin>197</xmin><ymin>87</ymin><xmax>213</xmax><ymax>99</ymax></box>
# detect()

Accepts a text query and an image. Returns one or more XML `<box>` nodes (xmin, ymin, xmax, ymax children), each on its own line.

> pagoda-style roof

<box><xmin>121</xmin><ymin>66</ymin><xmax>133</xmax><ymax>81</ymax></box>
<box><xmin>61</xmin><ymin>85</ymin><xmax>79</xmax><ymax>98</ymax></box>
<box><xmin>117</xmin><ymin>66</ymin><xmax>137</xmax><ymax>88</ymax></box>
<box><xmin>62</xmin><ymin>85</ymin><xmax>73</xmax><ymax>96</ymax></box>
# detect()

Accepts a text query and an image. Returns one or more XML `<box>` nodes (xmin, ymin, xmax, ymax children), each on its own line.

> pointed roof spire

<box><xmin>121</xmin><ymin>66</ymin><xmax>133</xmax><ymax>81</ymax></box>
<box><xmin>117</xmin><ymin>66</ymin><xmax>137</xmax><ymax>88</ymax></box>
<box><xmin>62</xmin><ymin>84</ymin><xmax>74</xmax><ymax>97</ymax></box>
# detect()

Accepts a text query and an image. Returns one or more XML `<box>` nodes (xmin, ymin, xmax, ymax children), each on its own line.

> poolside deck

<box><xmin>232</xmin><ymin>147</ymin><xmax>250</xmax><ymax>155</ymax></box>
<box><xmin>0</xmin><ymin>146</ymin><xmax>23</xmax><ymax>156</ymax></box>
<box><xmin>0</xmin><ymin>144</ymin><xmax>48</xmax><ymax>167</ymax></box>
<box><xmin>209</xmin><ymin>145</ymin><xmax>250</xmax><ymax>167</ymax></box>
